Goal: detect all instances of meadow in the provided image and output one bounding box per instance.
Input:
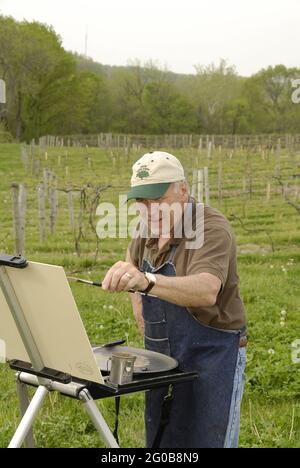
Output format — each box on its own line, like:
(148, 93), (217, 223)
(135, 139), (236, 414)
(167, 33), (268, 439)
(0, 142), (299, 448)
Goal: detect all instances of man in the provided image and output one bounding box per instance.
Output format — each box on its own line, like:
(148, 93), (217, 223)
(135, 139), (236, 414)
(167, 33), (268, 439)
(102, 151), (247, 448)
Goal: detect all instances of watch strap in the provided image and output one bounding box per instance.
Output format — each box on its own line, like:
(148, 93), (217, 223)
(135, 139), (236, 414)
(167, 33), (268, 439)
(140, 273), (156, 295)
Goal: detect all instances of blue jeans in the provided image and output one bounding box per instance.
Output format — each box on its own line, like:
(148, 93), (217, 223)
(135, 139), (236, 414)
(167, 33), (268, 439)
(224, 347), (247, 448)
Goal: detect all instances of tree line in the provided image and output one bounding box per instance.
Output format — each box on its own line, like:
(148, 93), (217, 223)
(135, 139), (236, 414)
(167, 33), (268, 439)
(1, 15), (300, 142)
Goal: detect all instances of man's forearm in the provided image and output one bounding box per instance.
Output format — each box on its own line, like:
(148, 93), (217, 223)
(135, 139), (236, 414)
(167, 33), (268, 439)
(102, 260), (221, 308)
(149, 274), (217, 308)
(130, 291), (144, 336)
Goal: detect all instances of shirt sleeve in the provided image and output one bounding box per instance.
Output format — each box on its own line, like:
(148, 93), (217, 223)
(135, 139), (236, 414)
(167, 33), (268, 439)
(186, 226), (232, 291)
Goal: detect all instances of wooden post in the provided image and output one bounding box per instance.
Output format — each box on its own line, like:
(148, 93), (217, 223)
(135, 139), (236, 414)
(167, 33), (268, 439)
(204, 166), (210, 206)
(49, 177), (58, 234)
(30, 147), (35, 176)
(67, 190), (75, 231)
(218, 163), (222, 209)
(37, 183), (46, 242)
(11, 184), (27, 255)
(20, 145), (29, 172)
(207, 141), (212, 160)
(198, 137), (203, 153)
(30, 139), (35, 157)
(197, 169), (204, 203)
(276, 138), (281, 157)
(191, 169), (197, 198)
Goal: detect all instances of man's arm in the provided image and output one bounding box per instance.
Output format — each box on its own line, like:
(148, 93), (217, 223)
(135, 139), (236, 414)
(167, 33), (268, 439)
(125, 249), (144, 336)
(148, 272), (221, 307)
(102, 260), (221, 308)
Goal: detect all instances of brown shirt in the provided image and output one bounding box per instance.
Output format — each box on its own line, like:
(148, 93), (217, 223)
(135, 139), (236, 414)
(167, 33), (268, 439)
(128, 203), (247, 331)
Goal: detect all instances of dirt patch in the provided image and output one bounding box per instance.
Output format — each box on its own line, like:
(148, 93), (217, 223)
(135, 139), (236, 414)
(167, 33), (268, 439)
(237, 243), (273, 254)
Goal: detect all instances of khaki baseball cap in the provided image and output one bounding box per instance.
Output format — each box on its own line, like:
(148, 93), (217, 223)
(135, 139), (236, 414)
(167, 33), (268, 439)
(127, 151), (185, 200)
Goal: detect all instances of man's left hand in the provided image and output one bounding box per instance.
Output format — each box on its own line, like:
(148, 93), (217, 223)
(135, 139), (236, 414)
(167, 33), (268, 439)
(102, 261), (149, 293)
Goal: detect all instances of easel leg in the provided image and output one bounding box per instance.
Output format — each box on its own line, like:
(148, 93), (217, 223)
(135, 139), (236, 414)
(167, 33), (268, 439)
(79, 389), (119, 448)
(8, 386), (49, 448)
(16, 376), (36, 448)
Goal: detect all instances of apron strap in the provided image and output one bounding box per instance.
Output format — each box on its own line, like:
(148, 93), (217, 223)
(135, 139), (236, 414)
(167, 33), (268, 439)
(167, 245), (178, 264)
(113, 386), (174, 448)
(152, 385), (174, 448)
(113, 396), (121, 444)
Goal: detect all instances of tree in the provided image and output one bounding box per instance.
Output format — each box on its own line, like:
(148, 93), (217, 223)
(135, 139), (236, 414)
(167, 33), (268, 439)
(110, 60), (166, 133)
(191, 59), (244, 134)
(45, 70), (111, 135)
(224, 98), (251, 134)
(243, 65), (300, 133)
(0, 16), (77, 140)
(143, 80), (196, 133)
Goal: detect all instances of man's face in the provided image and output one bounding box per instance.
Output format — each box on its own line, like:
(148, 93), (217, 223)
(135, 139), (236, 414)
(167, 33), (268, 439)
(136, 181), (188, 237)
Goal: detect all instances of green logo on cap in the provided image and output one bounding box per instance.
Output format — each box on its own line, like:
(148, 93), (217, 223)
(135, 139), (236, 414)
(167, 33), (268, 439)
(136, 165), (150, 179)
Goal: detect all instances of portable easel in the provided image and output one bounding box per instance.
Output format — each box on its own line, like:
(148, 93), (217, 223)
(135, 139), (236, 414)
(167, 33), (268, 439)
(0, 254), (196, 448)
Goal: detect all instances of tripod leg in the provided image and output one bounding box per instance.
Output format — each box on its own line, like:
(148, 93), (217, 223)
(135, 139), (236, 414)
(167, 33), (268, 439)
(79, 389), (119, 448)
(8, 386), (49, 448)
(16, 377), (36, 448)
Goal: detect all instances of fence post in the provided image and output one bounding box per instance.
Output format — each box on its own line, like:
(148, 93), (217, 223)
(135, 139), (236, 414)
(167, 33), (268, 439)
(20, 145), (29, 172)
(197, 169), (204, 203)
(67, 190), (75, 231)
(217, 163), (222, 209)
(11, 184), (27, 255)
(207, 141), (212, 160)
(37, 183), (46, 242)
(49, 176), (58, 234)
(204, 166), (210, 206)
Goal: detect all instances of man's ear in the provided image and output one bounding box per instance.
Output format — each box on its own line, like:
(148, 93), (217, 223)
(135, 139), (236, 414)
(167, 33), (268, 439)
(181, 181), (189, 197)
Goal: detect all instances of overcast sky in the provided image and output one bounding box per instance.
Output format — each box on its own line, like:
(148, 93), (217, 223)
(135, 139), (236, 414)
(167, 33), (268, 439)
(0, 0), (298, 76)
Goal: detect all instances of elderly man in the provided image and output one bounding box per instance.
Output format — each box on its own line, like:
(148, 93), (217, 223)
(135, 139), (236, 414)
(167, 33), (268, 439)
(102, 151), (247, 448)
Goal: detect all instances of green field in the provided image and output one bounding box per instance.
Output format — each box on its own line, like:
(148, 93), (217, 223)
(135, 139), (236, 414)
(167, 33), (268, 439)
(0, 142), (299, 448)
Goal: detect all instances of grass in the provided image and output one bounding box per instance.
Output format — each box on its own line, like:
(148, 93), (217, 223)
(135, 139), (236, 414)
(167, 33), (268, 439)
(0, 142), (299, 448)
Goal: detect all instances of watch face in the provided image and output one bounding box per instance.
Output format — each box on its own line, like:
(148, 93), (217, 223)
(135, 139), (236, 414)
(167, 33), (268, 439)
(146, 273), (156, 284)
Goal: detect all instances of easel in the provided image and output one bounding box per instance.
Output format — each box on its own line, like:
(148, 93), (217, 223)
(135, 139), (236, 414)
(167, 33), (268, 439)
(0, 255), (196, 448)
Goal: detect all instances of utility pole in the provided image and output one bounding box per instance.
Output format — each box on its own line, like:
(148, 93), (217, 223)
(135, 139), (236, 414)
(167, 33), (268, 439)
(0, 79), (6, 104)
(84, 26), (88, 57)
(0, 79), (6, 121)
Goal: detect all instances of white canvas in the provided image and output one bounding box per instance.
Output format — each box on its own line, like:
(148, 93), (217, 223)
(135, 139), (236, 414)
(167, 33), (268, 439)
(0, 262), (103, 384)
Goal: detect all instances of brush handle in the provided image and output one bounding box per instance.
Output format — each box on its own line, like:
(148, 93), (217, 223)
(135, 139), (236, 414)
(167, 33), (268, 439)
(68, 276), (156, 297)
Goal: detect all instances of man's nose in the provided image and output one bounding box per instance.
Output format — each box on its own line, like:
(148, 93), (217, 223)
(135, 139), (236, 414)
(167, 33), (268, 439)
(149, 201), (162, 216)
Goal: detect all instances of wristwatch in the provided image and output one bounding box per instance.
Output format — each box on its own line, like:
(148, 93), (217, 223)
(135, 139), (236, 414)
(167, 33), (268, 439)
(140, 272), (157, 295)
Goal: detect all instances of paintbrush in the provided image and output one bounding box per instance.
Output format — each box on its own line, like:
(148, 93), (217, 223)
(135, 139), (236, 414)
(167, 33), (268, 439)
(67, 276), (156, 297)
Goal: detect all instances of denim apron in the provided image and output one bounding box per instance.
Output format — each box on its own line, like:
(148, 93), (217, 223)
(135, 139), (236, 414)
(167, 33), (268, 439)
(142, 245), (242, 448)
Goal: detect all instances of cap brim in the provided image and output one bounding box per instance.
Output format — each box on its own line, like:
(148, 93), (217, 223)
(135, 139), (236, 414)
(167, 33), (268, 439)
(127, 183), (171, 201)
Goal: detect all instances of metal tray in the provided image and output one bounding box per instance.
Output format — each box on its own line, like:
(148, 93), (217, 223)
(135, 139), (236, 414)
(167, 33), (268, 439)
(93, 345), (178, 374)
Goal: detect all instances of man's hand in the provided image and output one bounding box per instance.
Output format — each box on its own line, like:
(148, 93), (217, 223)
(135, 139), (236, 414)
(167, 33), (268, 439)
(102, 261), (149, 293)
